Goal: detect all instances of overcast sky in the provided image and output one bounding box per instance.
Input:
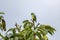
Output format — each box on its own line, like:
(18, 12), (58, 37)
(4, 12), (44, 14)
(0, 0), (60, 40)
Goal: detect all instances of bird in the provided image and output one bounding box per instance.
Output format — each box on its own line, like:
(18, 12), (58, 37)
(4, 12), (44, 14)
(31, 13), (36, 22)
(2, 19), (6, 31)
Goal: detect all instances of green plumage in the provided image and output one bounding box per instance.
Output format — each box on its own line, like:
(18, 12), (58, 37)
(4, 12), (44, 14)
(31, 13), (36, 22)
(2, 19), (6, 31)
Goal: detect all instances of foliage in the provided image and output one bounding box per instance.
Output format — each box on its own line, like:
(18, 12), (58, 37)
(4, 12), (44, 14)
(0, 12), (56, 40)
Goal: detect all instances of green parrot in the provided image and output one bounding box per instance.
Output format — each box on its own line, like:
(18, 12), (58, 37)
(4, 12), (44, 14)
(2, 19), (6, 31)
(31, 13), (36, 22)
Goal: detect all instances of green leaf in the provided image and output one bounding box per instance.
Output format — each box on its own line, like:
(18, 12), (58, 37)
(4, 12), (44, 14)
(10, 34), (15, 38)
(23, 20), (29, 23)
(6, 28), (16, 34)
(45, 25), (56, 35)
(4, 36), (9, 40)
(38, 25), (48, 35)
(36, 32), (43, 40)
(23, 20), (33, 29)
(0, 12), (4, 14)
(43, 35), (48, 40)
(0, 33), (4, 38)
(38, 25), (56, 36)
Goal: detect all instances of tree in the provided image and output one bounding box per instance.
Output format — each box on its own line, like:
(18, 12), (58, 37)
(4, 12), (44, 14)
(0, 12), (56, 40)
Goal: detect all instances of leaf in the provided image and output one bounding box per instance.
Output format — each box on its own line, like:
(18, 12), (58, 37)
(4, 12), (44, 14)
(15, 23), (21, 32)
(43, 35), (48, 40)
(45, 25), (56, 31)
(6, 28), (16, 34)
(23, 20), (33, 29)
(36, 32), (43, 40)
(26, 31), (32, 40)
(0, 12), (4, 14)
(38, 25), (56, 36)
(38, 25), (48, 35)
(4, 36), (9, 40)
(45, 25), (56, 35)
(10, 34), (15, 38)
(0, 33), (4, 38)
(23, 20), (29, 23)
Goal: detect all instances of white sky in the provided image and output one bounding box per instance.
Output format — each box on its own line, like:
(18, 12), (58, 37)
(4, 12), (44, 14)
(0, 0), (60, 40)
